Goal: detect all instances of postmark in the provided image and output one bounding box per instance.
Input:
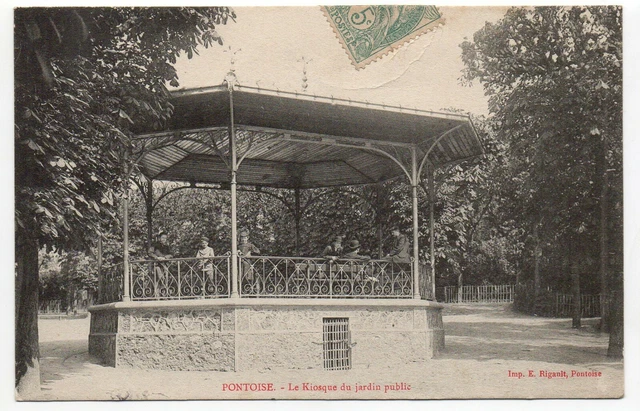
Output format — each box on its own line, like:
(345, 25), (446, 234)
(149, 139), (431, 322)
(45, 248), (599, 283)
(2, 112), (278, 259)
(322, 5), (444, 70)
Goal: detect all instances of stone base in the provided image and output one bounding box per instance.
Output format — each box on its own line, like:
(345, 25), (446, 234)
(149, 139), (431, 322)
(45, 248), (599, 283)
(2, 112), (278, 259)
(88, 299), (444, 371)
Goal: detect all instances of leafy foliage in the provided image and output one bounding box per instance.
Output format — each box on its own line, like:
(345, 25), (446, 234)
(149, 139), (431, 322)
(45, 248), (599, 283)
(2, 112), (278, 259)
(39, 249), (97, 306)
(428, 114), (518, 286)
(15, 7), (236, 251)
(460, 6), (622, 293)
(15, 7), (235, 390)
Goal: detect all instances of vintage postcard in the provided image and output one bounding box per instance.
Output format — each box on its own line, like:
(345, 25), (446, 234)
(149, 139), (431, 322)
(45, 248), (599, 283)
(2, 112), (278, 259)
(12, 3), (631, 405)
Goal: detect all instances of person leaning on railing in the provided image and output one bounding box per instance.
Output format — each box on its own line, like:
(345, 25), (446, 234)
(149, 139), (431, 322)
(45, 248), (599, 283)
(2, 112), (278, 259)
(195, 236), (215, 279)
(148, 231), (173, 260)
(148, 232), (173, 284)
(341, 239), (371, 261)
(383, 227), (411, 264)
(238, 229), (260, 292)
(341, 240), (376, 284)
(238, 229), (260, 257)
(322, 234), (344, 261)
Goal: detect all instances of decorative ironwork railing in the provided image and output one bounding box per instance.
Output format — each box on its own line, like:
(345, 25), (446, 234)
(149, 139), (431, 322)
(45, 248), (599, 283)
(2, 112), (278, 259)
(100, 263), (124, 304)
(96, 256), (437, 302)
(238, 256), (413, 298)
(129, 256), (230, 300)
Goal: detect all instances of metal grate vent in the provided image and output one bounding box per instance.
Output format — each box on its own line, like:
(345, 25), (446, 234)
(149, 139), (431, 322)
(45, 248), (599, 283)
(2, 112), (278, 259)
(322, 317), (351, 370)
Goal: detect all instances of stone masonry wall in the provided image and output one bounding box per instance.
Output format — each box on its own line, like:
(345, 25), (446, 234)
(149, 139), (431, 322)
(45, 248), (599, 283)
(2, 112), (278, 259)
(427, 308), (445, 354)
(115, 308), (235, 371)
(88, 310), (119, 366)
(117, 333), (234, 371)
(235, 305), (444, 371)
(89, 302), (444, 372)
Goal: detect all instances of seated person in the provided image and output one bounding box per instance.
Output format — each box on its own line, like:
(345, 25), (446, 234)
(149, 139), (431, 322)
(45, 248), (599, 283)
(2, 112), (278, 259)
(384, 227), (411, 264)
(322, 235), (344, 260)
(341, 239), (371, 261)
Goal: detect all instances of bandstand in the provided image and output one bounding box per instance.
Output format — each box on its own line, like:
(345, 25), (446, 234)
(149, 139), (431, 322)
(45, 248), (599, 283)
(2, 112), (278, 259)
(88, 75), (483, 371)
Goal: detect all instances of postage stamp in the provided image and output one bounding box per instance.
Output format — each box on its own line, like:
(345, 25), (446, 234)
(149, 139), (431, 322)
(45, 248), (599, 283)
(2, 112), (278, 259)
(322, 5), (444, 69)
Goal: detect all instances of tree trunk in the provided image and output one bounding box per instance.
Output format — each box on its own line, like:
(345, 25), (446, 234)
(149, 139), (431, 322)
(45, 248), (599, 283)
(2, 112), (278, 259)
(599, 168), (609, 331)
(145, 182), (153, 250)
(570, 243), (581, 329)
(595, 132), (610, 332)
(15, 227), (41, 398)
(533, 223), (542, 314)
(456, 257), (464, 303)
(607, 281), (623, 358)
(606, 168), (623, 358)
(377, 220), (383, 259)
(294, 188), (301, 256)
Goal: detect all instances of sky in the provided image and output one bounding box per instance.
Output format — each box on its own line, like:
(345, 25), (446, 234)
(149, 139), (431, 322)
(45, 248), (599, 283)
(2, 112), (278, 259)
(172, 6), (509, 116)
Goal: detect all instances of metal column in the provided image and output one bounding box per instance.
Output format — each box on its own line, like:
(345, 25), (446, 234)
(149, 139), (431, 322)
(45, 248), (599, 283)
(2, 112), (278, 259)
(122, 151), (131, 302)
(428, 164), (436, 300)
(97, 234), (103, 303)
(411, 148), (420, 299)
(294, 188), (301, 255)
(228, 82), (239, 298)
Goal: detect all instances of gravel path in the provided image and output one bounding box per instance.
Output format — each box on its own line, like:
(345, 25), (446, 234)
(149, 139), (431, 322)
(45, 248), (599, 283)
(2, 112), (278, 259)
(30, 304), (623, 400)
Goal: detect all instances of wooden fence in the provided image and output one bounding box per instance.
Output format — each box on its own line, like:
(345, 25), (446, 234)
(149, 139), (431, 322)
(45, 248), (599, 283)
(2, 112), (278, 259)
(438, 285), (515, 303)
(39, 299), (63, 314)
(39, 291), (94, 315)
(513, 284), (602, 318)
(554, 294), (601, 318)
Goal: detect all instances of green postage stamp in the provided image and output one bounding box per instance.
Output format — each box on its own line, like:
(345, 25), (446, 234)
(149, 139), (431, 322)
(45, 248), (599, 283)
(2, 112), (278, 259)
(322, 5), (443, 69)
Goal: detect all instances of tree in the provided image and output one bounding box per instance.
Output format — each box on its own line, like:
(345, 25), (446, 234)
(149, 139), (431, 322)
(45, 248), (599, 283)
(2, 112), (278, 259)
(39, 250), (98, 312)
(14, 7), (235, 395)
(460, 7), (622, 352)
(427, 115), (516, 297)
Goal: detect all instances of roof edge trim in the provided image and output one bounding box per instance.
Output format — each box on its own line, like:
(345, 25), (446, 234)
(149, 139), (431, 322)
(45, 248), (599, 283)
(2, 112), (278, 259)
(169, 83), (471, 123)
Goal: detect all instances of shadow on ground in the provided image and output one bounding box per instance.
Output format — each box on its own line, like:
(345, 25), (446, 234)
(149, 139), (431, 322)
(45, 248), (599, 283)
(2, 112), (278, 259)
(437, 303), (620, 367)
(39, 339), (105, 391)
(38, 316), (107, 393)
(31, 304), (623, 400)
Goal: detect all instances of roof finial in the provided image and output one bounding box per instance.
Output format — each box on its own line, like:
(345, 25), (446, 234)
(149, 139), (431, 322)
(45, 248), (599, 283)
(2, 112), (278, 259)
(223, 46), (241, 90)
(224, 46), (242, 72)
(298, 56), (312, 92)
(224, 71), (238, 90)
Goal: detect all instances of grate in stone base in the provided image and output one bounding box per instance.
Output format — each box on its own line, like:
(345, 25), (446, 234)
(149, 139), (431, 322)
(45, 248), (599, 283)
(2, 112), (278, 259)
(322, 317), (351, 370)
